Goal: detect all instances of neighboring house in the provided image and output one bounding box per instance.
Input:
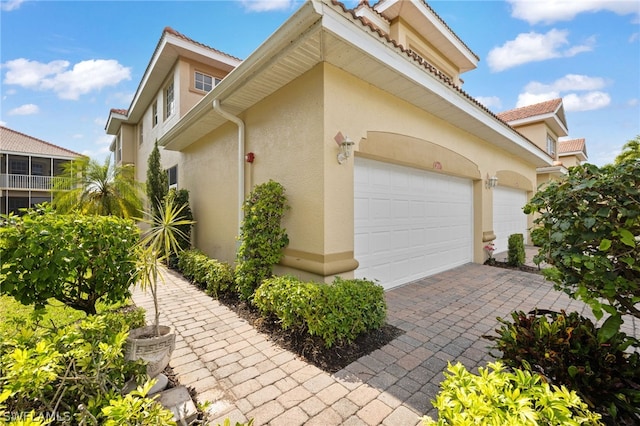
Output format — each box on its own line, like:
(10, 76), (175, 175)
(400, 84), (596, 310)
(559, 138), (588, 168)
(107, 0), (557, 290)
(0, 126), (83, 215)
(497, 98), (589, 187)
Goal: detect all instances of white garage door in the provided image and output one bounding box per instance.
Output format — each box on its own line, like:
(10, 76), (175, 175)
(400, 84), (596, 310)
(354, 158), (473, 290)
(492, 186), (528, 254)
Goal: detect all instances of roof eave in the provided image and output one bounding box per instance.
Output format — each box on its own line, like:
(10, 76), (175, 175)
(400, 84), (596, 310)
(160, 0), (552, 168)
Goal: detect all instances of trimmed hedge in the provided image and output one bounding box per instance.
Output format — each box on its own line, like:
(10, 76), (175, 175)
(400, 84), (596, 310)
(254, 275), (387, 348)
(507, 233), (525, 266)
(177, 249), (234, 297)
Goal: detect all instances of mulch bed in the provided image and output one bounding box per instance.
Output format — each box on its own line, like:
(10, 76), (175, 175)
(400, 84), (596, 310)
(218, 294), (404, 374)
(485, 260), (543, 274)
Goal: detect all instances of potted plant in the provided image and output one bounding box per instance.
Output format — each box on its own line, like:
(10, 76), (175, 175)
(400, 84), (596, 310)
(125, 194), (195, 379)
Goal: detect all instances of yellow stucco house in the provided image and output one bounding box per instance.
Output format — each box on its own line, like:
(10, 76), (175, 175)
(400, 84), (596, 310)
(497, 98), (588, 188)
(107, 0), (561, 290)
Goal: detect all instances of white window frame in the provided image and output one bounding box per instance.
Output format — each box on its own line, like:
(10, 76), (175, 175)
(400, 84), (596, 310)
(165, 82), (175, 118)
(152, 101), (158, 127)
(167, 165), (177, 189)
(195, 71), (213, 92)
(547, 134), (556, 157)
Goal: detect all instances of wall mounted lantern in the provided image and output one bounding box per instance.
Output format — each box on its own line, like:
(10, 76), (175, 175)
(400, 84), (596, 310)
(335, 131), (354, 164)
(485, 173), (498, 189)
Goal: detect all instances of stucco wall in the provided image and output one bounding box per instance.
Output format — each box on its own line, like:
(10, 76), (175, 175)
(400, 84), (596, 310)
(178, 64), (325, 268)
(321, 63), (537, 264)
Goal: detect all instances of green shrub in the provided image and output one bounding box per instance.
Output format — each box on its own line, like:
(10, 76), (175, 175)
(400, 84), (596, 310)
(177, 249), (234, 297)
(165, 188), (193, 269)
(0, 312), (148, 423)
(0, 206), (138, 315)
(487, 310), (640, 423)
(507, 233), (525, 266)
(530, 227), (546, 247)
(524, 161), (640, 330)
(254, 276), (386, 347)
(422, 361), (602, 425)
(101, 380), (175, 425)
(235, 181), (289, 301)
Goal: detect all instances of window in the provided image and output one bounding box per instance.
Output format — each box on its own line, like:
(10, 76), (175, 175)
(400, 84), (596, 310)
(117, 135), (122, 163)
(9, 158), (28, 175)
(195, 71), (213, 92)
(167, 165), (177, 188)
(152, 101), (158, 127)
(165, 82), (175, 118)
(32, 163), (44, 176)
(547, 135), (556, 157)
(138, 122), (144, 146)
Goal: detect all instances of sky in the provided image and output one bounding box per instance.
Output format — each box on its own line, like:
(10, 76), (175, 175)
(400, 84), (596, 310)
(1, 0), (639, 166)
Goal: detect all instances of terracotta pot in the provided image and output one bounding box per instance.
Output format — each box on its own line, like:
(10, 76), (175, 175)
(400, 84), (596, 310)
(125, 325), (176, 378)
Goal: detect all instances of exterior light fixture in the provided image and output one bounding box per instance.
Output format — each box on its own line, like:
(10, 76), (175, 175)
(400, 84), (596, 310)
(485, 173), (498, 189)
(335, 132), (354, 165)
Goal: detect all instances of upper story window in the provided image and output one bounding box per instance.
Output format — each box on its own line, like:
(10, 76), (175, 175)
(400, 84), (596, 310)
(167, 165), (177, 188)
(195, 71), (213, 92)
(9, 158), (28, 175)
(165, 82), (175, 118)
(547, 134), (556, 157)
(194, 71), (221, 92)
(152, 101), (158, 127)
(138, 122), (144, 146)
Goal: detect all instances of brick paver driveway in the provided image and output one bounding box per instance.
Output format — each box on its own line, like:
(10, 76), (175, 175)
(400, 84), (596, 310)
(132, 263), (638, 425)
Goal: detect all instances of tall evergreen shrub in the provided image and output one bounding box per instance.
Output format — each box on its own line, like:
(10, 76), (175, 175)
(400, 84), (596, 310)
(146, 141), (167, 218)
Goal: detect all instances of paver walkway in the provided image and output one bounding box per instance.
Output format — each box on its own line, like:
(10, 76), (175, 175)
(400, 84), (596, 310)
(132, 261), (638, 425)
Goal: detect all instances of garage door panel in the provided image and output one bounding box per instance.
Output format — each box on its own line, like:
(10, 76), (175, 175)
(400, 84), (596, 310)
(493, 187), (528, 254)
(355, 158), (473, 289)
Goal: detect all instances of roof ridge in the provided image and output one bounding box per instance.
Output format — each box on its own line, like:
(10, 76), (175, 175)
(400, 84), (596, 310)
(0, 126), (84, 157)
(163, 26), (243, 62)
(497, 98), (562, 117)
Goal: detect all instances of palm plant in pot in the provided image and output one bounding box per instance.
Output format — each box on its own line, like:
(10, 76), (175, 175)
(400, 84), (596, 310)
(125, 193), (195, 380)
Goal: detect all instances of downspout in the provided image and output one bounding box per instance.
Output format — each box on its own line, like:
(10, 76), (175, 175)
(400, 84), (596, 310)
(212, 99), (245, 241)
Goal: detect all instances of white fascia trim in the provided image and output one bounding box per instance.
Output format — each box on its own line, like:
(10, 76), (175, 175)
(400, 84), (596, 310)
(508, 113), (569, 136)
(374, 0), (478, 66)
(166, 34), (243, 68)
(319, 2), (551, 165)
(560, 151), (588, 161)
(537, 165), (567, 174)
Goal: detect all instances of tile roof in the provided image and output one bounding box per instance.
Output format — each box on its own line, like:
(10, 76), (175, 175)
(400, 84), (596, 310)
(0, 126), (83, 158)
(496, 98), (563, 122)
(559, 138), (586, 154)
(110, 108), (128, 115)
(163, 26), (243, 62)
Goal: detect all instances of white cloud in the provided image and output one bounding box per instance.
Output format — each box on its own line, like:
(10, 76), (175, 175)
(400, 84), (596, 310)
(630, 32), (639, 43)
(507, 0), (640, 25)
(8, 103), (39, 115)
(475, 96), (502, 109)
(524, 74), (607, 93)
(94, 117), (106, 127)
(628, 98), (639, 107)
(563, 92), (611, 111)
(1, 0), (26, 12)
(238, 0), (296, 12)
(0, 120), (7, 127)
(72, 134), (84, 139)
(516, 74), (611, 111)
(516, 91), (559, 107)
(487, 29), (594, 72)
(3, 58), (131, 100)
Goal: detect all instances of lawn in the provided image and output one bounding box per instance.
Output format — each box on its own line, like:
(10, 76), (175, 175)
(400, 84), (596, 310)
(0, 294), (130, 336)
